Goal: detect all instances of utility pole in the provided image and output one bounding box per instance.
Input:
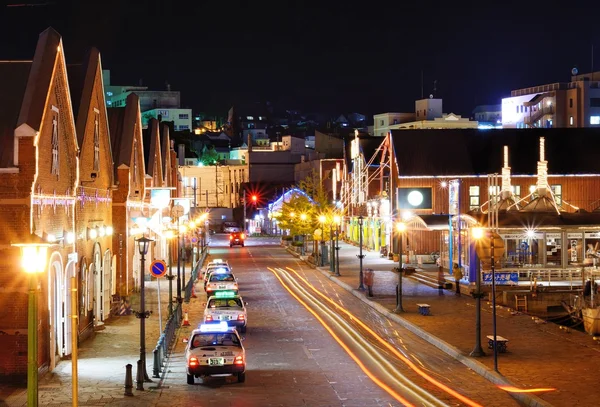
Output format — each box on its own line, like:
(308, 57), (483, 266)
(243, 189), (247, 233)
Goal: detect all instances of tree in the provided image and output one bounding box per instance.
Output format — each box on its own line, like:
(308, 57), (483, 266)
(200, 146), (219, 166)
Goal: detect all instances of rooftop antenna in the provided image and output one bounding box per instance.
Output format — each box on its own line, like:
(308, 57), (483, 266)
(433, 79), (437, 98)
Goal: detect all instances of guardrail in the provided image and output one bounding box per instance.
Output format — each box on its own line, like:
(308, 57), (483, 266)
(184, 246), (208, 302)
(152, 304), (182, 378)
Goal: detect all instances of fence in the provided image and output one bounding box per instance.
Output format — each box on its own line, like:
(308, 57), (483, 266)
(152, 303), (182, 378)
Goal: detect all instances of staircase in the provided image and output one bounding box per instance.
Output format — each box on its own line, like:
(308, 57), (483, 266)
(524, 105), (554, 127)
(407, 269), (453, 290)
(515, 294), (528, 312)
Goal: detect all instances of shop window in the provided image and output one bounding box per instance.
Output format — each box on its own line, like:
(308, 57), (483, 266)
(504, 232), (542, 267)
(551, 184), (562, 206)
(469, 186), (480, 211)
(529, 185), (538, 201)
(546, 233), (562, 266)
(584, 233), (600, 266)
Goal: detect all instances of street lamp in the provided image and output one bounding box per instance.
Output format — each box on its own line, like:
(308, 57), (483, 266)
(180, 224), (188, 301)
(470, 227), (486, 358)
(394, 221), (407, 313)
(300, 213), (307, 255)
(357, 216), (365, 290)
(333, 215), (341, 276)
(134, 236), (154, 389)
(164, 230), (176, 317)
(12, 238), (50, 407)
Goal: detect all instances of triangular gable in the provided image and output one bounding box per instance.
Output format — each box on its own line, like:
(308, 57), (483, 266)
(70, 48), (114, 188)
(17, 27), (79, 193)
(145, 118), (163, 187)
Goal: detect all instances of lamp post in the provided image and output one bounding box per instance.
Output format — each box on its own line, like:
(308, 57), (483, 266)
(333, 215), (341, 276)
(300, 213), (307, 256)
(180, 224), (187, 301)
(12, 239), (50, 407)
(357, 216), (365, 290)
(329, 219), (335, 272)
(134, 236), (154, 388)
(394, 221), (406, 313)
(470, 227), (486, 357)
(164, 230), (175, 317)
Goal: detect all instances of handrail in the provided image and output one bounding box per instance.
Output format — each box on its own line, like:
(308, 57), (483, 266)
(524, 105), (554, 125)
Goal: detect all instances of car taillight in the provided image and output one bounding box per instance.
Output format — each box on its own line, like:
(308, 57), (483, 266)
(206, 287), (213, 292)
(189, 356), (199, 367)
(234, 355), (244, 365)
(240, 233), (245, 239)
(229, 235), (233, 240)
(206, 315), (213, 321)
(237, 314), (245, 321)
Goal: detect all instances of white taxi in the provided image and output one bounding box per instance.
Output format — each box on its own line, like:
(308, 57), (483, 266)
(205, 272), (238, 297)
(203, 264), (232, 287)
(185, 322), (246, 384)
(204, 291), (247, 333)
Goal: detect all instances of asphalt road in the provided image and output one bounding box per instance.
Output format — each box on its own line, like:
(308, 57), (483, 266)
(160, 235), (518, 407)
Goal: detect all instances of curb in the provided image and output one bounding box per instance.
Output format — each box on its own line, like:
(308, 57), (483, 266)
(314, 266), (553, 407)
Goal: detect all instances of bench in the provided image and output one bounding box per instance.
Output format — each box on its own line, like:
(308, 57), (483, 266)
(487, 335), (509, 353)
(416, 304), (431, 316)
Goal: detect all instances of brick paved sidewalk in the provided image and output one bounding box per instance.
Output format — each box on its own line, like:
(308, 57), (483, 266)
(309, 239), (600, 407)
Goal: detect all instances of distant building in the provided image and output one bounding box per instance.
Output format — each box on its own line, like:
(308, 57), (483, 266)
(102, 70), (181, 111)
(228, 102), (269, 145)
(141, 108), (192, 131)
(501, 71), (600, 128)
(472, 104), (502, 128)
(373, 98), (478, 136)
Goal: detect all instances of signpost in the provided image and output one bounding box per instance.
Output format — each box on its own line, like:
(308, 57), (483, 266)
(150, 260), (167, 332)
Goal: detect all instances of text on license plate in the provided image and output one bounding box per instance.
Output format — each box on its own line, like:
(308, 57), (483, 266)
(209, 357), (224, 366)
(218, 285), (227, 289)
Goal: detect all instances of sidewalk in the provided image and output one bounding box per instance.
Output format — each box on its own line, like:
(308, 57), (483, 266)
(0, 269), (186, 406)
(301, 239), (600, 407)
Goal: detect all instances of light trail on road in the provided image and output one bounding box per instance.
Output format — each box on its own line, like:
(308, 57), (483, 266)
(270, 265), (485, 407)
(270, 266), (456, 407)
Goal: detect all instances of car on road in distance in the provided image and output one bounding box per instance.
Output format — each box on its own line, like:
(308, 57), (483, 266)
(205, 272), (239, 296)
(185, 322), (246, 384)
(203, 291), (248, 333)
(229, 232), (245, 247)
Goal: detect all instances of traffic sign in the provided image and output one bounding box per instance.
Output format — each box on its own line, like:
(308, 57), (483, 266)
(150, 260), (168, 278)
(474, 231), (505, 264)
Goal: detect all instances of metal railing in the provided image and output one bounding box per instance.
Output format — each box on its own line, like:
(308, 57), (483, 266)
(524, 105), (554, 125)
(152, 304), (182, 378)
(184, 246), (208, 302)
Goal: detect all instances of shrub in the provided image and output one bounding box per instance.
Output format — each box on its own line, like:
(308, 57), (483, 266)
(291, 241), (304, 247)
(282, 235), (293, 241)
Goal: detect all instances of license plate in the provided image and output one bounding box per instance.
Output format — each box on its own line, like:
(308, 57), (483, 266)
(218, 285), (227, 289)
(209, 358), (224, 366)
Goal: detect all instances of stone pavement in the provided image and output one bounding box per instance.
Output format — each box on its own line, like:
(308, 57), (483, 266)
(303, 239), (600, 407)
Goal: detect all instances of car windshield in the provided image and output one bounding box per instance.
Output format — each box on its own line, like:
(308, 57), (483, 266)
(210, 273), (235, 282)
(191, 333), (241, 348)
(208, 298), (242, 308)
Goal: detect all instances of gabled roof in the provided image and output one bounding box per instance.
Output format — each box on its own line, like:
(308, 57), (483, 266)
(391, 128), (600, 176)
(108, 93), (141, 179)
(143, 118), (161, 179)
(0, 61), (32, 167)
(18, 28), (64, 132)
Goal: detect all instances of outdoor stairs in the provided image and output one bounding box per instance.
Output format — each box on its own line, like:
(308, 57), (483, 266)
(407, 269), (453, 290)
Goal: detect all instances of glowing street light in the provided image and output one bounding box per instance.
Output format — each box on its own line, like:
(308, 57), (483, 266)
(12, 238), (51, 407)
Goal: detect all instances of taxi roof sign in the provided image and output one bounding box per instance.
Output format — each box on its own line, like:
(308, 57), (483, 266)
(214, 291), (237, 298)
(199, 321), (229, 332)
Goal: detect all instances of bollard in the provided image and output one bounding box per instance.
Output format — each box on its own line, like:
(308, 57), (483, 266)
(136, 359), (144, 391)
(124, 364), (134, 396)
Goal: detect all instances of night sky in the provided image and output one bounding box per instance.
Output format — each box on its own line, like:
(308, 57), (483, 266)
(2, 1), (599, 119)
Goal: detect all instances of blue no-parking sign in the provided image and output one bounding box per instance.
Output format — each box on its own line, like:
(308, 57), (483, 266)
(150, 260), (167, 278)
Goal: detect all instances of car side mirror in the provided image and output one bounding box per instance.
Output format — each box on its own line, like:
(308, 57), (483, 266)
(202, 302), (207, 306)
(182, 338), (189, 343)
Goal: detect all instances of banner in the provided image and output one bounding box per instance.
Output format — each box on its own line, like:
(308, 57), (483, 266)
(482, 272), (519, 285)
(448, 179), (460, 215)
